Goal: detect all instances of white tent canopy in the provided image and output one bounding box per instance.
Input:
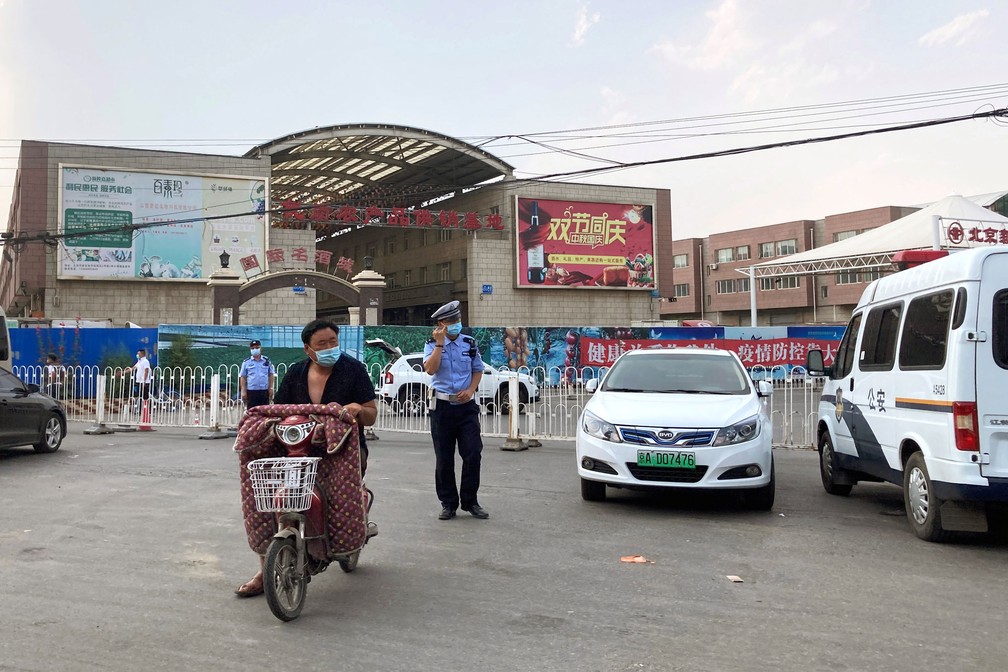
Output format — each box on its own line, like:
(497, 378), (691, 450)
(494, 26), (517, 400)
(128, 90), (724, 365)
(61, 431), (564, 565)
(748, 195), (1008, 278)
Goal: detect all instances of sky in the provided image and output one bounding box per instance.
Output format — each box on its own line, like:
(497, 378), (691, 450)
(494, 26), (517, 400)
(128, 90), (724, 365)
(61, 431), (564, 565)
(2, 0), (1007, 239)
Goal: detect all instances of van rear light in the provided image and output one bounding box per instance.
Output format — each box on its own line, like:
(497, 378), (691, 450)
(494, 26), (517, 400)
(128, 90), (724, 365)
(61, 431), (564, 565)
(953, 402), (979, 451)
(384, 371), (393, 384)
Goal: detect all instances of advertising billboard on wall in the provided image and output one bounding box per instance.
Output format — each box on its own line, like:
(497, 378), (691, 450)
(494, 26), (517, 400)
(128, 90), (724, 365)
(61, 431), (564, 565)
(58, 165), (268, 281)
(515, 197), (656, 290)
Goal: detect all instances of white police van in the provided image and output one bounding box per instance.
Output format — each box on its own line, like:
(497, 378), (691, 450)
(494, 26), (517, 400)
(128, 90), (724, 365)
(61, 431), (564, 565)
(807, 247), (1008, 541)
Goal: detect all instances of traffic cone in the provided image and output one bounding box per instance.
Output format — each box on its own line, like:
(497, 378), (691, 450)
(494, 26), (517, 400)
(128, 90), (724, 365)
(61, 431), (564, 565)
(138, 399), (153, 431)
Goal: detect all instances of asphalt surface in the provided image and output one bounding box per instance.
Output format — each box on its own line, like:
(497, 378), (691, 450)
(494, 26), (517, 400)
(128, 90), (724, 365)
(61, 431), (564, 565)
(1, 423), (1006, 672)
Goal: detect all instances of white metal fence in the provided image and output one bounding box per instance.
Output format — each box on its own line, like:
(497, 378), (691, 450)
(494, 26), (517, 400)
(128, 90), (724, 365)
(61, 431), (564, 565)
(15, 363), (822, 447)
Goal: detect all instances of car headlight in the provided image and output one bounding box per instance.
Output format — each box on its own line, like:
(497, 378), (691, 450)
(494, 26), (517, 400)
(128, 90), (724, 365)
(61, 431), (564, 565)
(713, 414), (760, 446)
(582, 410), (622, 443)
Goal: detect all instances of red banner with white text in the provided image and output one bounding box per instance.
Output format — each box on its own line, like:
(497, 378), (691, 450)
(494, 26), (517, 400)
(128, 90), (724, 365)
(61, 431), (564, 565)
(579, 337), (838, 369)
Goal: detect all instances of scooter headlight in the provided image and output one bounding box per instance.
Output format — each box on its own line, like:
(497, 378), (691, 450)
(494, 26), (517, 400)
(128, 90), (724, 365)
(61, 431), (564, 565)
(275, 421), (316, 446)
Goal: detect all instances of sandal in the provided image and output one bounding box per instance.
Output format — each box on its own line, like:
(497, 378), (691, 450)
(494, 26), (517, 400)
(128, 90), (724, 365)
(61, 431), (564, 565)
(234, 572), (264, 598)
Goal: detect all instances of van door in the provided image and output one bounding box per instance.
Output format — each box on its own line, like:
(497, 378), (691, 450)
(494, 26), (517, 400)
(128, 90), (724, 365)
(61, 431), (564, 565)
(827, 313), (862, 464)
(978, 254), (1008, 478)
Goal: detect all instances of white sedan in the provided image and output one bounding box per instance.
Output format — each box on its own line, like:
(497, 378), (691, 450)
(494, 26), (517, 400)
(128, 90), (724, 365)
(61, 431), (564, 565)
(576, 348), (775, 509)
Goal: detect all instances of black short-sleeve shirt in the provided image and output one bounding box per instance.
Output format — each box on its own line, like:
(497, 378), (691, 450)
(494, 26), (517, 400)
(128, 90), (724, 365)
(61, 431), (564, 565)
(274, 357), (377, 451)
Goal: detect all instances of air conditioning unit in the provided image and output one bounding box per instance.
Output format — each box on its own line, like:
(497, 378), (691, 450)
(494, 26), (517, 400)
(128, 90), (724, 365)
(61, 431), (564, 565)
(708, 263), (719, 271)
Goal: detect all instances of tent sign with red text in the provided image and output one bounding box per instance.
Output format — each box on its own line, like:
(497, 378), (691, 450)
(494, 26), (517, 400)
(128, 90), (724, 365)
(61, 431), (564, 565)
(579, 337), (838, 369)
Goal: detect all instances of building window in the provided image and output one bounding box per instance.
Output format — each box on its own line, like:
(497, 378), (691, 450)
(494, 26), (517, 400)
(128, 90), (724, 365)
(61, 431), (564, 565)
(673, 254), (688, 268)
(439, 229), (451, 242)
(821, 285), (828, 299)
(736, 278), (750, 293)
(366, 245), (376, 259)
(735, 246), (750, 261)
(706, 295), (712, 306)
(404, 269), (411, 286)
(836, 271), (859, 285)
(422, 230), (430, 246)
(716, 248), (734, 263)
(384, 237), (396, 255)
(716, 279), (735, 294)
(440, 262), (451, 281)
(759, 242), (774, 258)
(419, 266), (428, 285)
(403, 234), (410, 251)
(776, 239), (797, 256)
(386, 273), (395, 289)
(833, 230), (857, 243)
(760, 276), (801, 290)
(461, 258), (467, 278)
(674, 283), (690, 297)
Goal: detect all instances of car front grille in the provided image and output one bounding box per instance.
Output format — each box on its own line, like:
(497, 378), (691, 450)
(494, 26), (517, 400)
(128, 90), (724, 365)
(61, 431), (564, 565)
(626, 463), (708, 483)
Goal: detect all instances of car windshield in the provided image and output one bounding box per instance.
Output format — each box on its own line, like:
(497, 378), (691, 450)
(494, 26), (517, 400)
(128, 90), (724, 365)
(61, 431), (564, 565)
(601, 352), (750, 394)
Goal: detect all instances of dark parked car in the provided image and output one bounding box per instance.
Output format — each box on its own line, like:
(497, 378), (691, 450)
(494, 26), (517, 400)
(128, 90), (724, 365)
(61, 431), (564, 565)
(0, 367), (66, 453)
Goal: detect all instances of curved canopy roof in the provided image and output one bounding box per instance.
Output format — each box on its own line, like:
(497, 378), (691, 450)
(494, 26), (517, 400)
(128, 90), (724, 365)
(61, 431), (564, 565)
(748, 195), (1008, 278)
(245, 124), (513, 209)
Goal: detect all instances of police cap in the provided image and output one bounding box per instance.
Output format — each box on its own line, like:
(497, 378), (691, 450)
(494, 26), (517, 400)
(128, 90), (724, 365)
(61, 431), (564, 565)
(249, 339), (261, 347)
(431, 300), (461, 322)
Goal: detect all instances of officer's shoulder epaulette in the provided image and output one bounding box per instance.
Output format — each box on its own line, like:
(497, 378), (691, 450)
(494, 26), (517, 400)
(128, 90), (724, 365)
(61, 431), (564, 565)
(461, 335), (475, 344)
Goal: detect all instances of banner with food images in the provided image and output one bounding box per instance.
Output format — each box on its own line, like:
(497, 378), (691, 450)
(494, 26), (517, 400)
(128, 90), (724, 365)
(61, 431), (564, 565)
(515, 197), (656, 289)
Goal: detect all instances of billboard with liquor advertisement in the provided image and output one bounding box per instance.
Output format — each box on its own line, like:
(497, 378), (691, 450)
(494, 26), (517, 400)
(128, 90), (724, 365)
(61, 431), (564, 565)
(515, 197), (656, 290)
(58, 165), (268, 281)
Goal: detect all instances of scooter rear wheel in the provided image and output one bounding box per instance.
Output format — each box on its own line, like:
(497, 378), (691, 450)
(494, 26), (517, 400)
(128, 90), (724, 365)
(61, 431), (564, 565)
(264, 537), (307, 621)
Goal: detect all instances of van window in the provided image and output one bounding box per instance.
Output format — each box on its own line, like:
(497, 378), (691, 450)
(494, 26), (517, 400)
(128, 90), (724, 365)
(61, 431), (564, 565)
(859, 303), (901, 371)
(833, 313), (862, 379)
(993, 290), (1008, 369)
(899, 290), (954, 370)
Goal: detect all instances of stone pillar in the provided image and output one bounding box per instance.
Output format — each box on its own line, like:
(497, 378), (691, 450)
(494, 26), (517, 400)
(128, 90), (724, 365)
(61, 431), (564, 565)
(207, 268), (243, 325)
(347, 307), (360, 326)
(352, 269), (386, 326)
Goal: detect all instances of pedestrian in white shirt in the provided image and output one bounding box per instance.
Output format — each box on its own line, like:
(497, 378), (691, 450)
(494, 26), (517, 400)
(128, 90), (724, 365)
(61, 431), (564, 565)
(128, 348), (152, 401)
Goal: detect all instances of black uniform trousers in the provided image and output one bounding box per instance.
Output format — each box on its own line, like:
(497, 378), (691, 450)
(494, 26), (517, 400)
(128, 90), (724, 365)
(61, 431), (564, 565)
(245, 389), (270, 409)
(430, 399), (483, 510)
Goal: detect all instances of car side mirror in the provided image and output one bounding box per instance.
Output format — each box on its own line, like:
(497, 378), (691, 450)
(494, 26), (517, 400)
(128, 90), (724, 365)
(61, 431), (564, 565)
(585, 378), (598, 393)
(757, 381), (773, 397)
(806, 349), (829, 377)
(26, 383), (40, 394)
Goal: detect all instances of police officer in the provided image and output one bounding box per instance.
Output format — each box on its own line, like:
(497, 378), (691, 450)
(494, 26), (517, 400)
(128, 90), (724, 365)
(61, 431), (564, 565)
(239, 339), (275, 409)
(423, 300), (489, 520)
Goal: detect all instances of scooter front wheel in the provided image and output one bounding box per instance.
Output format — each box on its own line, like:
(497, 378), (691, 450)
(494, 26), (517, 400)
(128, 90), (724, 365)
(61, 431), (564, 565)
(338, 550), (360, 573)
(264, 537), (307, 621)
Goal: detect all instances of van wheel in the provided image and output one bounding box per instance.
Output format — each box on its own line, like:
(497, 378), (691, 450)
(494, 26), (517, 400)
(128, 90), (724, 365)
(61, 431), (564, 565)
(496, 384), (529, 415)
(580, 478), (606, 502)
(741, 460), (775, 511)
(397, 385), (427, 416)
(904, 452), (949, 542)
(819, 433), (852, 496)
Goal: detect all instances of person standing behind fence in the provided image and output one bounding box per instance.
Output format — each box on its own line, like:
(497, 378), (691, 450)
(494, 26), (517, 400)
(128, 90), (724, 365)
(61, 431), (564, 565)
(45, 353), (64, 399)
(239, 339), (275, 409)
(128, 348), (152, 400)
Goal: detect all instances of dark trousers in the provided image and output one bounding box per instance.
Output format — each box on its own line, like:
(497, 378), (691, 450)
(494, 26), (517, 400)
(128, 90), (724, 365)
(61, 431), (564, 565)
(430, 400), (483, 510)
(246, 389), (270, 409)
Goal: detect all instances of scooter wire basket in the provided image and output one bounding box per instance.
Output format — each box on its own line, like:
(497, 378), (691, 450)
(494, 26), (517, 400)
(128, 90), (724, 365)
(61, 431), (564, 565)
(247, 456), (321, 512)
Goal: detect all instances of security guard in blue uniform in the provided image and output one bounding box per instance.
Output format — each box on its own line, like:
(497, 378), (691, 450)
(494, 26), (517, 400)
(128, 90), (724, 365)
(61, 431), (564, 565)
(423, 300), (489, 520)
(239, 339), (275, 409)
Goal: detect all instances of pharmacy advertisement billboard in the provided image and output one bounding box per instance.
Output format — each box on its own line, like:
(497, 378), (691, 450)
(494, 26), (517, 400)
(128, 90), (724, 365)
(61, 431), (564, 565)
(58, 165), (268, 281)
(514, 197), (656, 290)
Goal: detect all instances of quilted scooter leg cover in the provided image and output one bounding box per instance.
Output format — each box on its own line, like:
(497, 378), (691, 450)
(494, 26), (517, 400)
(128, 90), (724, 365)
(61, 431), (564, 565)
(237, 409), (368, 557)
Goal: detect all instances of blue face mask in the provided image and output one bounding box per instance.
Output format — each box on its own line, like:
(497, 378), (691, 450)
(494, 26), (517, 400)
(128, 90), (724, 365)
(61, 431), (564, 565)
(250, 348), (261, 356)
(446, 323), (463, 337)
(312, 346), (342, 367)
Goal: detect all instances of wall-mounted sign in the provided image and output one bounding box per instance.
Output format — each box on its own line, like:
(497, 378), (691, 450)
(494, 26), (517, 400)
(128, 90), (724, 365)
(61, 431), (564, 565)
(482, 284), (493, 295)
(292, 285), (306, 294)
(58, 165), (268, 282)
(515, 197), (656, 290)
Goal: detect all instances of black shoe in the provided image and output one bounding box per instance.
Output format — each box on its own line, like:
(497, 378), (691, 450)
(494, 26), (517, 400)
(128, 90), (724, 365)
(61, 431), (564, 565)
(438, 506), (456, 520)
(462, 503), (489, 519)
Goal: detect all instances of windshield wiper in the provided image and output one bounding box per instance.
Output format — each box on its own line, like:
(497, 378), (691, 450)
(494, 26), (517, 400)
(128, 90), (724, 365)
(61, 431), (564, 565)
(605, 387), (646, 392)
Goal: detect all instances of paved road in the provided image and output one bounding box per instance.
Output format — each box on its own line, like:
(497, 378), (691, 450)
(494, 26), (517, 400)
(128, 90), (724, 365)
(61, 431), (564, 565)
(1, 423), (1006, 672)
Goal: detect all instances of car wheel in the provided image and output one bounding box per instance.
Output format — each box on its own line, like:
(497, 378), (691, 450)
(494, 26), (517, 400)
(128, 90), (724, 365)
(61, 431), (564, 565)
(904, 452), (949, 542)
(741, 460), (775, 511)
(580, 478), (606, 502)
(33, 413), (64, 453)
(397, 385), (427, 416)
(819, 432), (853, 496)
(496, 384), (529, 415)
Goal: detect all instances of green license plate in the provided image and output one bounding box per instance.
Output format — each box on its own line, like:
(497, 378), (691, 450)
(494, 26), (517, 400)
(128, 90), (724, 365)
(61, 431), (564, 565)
(637, 450), (696, 469)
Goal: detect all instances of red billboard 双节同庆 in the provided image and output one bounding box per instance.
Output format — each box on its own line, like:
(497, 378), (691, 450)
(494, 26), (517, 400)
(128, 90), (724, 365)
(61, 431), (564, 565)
(515, 197), (655, 289)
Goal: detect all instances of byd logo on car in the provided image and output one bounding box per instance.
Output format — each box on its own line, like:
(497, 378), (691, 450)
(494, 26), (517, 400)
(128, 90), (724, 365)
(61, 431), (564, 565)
(657, 430), (675, 440)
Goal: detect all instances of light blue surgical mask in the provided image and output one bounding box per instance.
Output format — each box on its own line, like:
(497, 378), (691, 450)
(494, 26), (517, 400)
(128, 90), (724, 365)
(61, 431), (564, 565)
(312, 346), (342, 367)
(446, 323), (463, 337)
(250, 348), (261, 356)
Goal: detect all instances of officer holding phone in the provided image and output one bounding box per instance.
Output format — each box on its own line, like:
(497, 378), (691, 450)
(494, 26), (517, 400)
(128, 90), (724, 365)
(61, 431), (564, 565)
(423, 300), (489, 521)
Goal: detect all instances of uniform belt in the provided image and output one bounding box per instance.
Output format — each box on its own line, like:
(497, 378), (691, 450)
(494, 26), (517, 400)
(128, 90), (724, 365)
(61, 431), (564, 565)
(434, 391), (460, 402)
